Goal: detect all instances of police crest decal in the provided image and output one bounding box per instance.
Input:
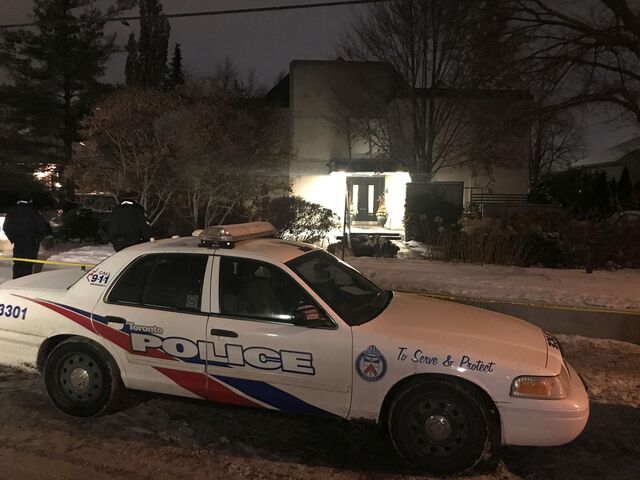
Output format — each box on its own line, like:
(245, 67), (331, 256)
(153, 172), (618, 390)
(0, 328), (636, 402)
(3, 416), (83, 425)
(355, 345), (387, 382)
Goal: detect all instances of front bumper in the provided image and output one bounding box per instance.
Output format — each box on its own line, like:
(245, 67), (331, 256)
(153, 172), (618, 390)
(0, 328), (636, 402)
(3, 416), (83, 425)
(498, 363), (589, 446)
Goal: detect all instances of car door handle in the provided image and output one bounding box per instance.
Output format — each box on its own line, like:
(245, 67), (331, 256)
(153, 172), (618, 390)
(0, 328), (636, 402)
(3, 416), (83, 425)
(105, 316), (127, 325)
(210, 329), (238, 338)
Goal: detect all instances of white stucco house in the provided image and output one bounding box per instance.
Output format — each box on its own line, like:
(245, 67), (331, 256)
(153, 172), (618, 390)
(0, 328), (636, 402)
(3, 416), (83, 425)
(267, 60), (531, 231)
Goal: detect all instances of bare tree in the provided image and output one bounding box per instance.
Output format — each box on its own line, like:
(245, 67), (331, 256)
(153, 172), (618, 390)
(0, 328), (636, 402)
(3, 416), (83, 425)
(528, 109), (583, 185)
(77, 88), (184, 225)
(337, 0), (524, 182)
(513, 0), (640, 123)
(170, 99), (290, 229)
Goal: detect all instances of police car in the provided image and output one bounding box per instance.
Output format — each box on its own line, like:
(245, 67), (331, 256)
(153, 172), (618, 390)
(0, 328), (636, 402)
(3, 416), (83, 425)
(0, 222), (589, 474)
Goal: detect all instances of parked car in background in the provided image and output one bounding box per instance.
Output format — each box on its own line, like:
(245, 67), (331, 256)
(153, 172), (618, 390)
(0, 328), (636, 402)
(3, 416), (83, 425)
(59, 193), (118, 243)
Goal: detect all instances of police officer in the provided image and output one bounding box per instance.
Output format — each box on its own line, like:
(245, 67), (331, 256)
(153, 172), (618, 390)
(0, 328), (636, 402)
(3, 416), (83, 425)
(108, 192), (152, 252)
(2, 194), (51, 279)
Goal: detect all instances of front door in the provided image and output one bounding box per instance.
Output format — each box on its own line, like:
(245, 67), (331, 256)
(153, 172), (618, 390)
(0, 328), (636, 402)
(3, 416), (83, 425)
(347, 177), (385, 222)
(92, 253), (212, 398)
(205, 255), (352, 418)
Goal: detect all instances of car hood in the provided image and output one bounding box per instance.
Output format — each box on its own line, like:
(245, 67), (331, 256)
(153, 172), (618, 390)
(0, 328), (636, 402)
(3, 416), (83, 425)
(360, 292), (550, 370)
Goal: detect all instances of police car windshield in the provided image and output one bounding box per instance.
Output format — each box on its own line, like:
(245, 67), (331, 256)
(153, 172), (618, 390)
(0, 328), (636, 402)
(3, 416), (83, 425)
(287, 250), (390, 326)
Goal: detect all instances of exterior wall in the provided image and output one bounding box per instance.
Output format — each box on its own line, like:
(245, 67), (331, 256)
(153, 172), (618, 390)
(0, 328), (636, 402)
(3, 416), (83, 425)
(291, 173), (346, 225)
(433, 165), (530, 203)
(384, 172), (411, 229)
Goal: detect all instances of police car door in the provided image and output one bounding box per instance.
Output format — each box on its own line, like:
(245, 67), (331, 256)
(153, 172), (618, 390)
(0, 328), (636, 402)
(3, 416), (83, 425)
(205, 255), (352, 418)
(93, 253), (212, 399)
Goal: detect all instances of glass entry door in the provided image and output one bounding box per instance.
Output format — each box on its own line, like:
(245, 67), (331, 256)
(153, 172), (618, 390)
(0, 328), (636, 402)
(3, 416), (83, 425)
(347, 177), (384, 222)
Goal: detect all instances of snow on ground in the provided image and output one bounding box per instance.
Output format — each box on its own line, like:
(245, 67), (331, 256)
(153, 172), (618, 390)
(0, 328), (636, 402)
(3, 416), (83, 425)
(349, 257), (640, 311)
(0, 335), (638, 479)
(44, 243), (114, 264)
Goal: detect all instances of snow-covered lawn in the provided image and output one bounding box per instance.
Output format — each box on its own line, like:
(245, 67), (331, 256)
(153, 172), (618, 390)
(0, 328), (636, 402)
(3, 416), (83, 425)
(2, 243), (640, 311)
(45, 244), (114, 264)
(349, 257), (640, 311)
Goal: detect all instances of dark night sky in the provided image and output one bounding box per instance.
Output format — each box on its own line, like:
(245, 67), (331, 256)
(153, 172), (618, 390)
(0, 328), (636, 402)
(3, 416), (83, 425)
(2, 0), (358, 85)
(1, 0), (638, 155)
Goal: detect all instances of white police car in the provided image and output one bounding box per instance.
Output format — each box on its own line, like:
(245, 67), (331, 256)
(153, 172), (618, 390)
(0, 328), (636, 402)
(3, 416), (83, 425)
(0, 222), (589, 474)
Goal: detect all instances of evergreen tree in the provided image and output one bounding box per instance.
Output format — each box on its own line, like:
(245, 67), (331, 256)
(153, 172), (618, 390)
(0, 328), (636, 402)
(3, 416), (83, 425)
(125, 0), (171, 88)
(618, 166), (633, 207)
(125, 32), (139, 86)
(169, 43), (185, 88)
(0, 0), (130, 172)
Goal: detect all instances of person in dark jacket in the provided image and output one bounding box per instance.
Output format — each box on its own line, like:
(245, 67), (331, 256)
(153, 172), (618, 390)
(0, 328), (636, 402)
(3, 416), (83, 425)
(2, 194), (51, 279)
(108, 192), (152, 252)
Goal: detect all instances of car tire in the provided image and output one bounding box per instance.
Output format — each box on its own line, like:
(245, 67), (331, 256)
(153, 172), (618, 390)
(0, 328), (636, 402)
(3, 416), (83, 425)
(388, 378), (499, 475)
(44, 337), (123, 417)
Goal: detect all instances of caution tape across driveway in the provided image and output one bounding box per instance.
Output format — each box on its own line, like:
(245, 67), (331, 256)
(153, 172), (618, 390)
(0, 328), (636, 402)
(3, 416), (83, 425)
(0, 256), (97, 269)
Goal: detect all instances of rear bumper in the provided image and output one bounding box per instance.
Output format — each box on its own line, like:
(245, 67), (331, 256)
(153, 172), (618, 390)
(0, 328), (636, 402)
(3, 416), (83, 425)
(499, 363), (589, 446)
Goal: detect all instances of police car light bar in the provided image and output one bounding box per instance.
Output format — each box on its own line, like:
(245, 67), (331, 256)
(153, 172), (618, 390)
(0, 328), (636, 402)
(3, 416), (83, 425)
(199, 222), (277, 248)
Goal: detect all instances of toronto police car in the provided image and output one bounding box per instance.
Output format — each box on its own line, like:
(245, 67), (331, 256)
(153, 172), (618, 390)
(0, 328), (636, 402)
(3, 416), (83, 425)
(0, 222), (589, 474)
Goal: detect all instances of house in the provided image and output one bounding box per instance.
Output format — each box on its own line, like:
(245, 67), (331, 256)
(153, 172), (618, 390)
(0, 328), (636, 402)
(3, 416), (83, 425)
(267, 60), (531, 231)
(574, 136), (640, 184)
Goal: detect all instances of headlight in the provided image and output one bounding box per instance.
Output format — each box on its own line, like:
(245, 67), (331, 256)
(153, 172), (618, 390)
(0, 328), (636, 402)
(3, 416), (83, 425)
(511, 366), (570, 400)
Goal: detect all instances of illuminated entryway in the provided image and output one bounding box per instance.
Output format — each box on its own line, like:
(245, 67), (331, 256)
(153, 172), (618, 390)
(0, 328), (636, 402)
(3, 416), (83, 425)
(347, 176), (384, 222)
(291, 171), (411, 232)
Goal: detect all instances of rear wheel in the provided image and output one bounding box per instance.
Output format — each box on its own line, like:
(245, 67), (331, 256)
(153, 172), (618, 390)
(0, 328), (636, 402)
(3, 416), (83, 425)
(44, 338), (122, 417)
(388, 379), (499, 475)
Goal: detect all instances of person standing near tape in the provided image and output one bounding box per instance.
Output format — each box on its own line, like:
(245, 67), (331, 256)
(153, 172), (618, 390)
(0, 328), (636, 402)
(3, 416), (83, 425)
(108, 191), (152, 252)
(2, 194), (51, 279)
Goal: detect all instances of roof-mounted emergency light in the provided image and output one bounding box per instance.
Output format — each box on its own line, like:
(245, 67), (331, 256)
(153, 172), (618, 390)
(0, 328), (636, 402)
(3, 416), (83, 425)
(198, 222), (277, 249)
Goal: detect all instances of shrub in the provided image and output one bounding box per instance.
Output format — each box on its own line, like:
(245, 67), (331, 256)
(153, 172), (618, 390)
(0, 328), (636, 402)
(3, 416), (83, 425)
(261, 196), (339, 244)
(404, 191), (463, 243)
(327, 235), (399, 258)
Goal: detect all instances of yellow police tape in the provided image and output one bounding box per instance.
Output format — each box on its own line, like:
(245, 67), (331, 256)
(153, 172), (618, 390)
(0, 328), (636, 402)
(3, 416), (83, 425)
(0, 256), (96, 269)
(409, 291), (640, 316)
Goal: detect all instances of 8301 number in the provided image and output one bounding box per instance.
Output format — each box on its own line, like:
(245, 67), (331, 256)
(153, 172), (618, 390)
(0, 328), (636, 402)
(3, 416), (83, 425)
(0, 303), (27, 320)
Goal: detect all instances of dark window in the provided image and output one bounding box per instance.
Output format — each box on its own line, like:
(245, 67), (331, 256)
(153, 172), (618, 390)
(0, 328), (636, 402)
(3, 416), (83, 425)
(108, 254), (208, 312)
(219, 257), (314, 322)
(107, 255), (156, 305)
(287, 250), (390, 326)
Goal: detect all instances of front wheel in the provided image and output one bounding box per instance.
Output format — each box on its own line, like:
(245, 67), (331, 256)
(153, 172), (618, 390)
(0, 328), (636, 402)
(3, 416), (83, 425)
(44, 338), (122, 417)
(388, 379), (499, 475)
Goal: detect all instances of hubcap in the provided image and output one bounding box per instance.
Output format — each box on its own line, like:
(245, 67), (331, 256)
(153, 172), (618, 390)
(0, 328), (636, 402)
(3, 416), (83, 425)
(58, 353), (103, 402)
(424, 414), (452, 442)
(408, 397), (468, 457)
(69, 368), (90, 391)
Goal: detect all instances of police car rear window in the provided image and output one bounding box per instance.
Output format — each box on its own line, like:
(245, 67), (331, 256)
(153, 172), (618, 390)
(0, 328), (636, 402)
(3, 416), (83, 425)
(108, 254), (207, 312)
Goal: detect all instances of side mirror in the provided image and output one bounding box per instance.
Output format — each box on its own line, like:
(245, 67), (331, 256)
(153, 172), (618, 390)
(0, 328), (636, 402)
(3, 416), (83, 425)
(292, 305), (331, 328)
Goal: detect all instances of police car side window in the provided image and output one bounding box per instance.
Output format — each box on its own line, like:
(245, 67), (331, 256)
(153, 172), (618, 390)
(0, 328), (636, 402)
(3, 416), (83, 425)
(219, 257), (313, 322)
(109, 254), (208, 312)
(108, 255), (156, 305)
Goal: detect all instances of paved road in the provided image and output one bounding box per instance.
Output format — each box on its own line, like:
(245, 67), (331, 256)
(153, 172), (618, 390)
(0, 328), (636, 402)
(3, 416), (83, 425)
(455, 298), (640, 345)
